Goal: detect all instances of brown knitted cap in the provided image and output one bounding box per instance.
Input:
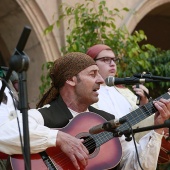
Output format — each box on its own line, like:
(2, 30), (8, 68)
(86, 44), (112, 59)
(51, 52), (96, 89)
(37, 52), (96, 108)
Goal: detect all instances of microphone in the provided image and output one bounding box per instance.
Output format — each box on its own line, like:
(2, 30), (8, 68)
(105, 76), (160, 86)
(0, 26), (31, 104)
(89, 118), (126, 134)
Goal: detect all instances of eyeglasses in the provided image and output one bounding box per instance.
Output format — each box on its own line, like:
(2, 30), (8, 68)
(94, 57), (119, 64)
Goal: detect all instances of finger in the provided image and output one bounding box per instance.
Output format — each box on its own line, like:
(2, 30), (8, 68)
(154, 101), (168, 119)
(135, 90), (143, 96)
(80, 142), (89, 155)
(133, 85), (149, 99)
(138, 84), (149, 93)
(74, 151), (88, 167)
(159, 99), (170, 117)
(154, 100), (165, 111)
(69, 154), (80, 170)
(159, 98), (170, 107)
(135, 89), (147, 98)
(61, 146), (81, 170)
(73, 139), (88, 166)
(154, 101), (164, 112)
(65, 147), (87, 170)
(77, 143), (89, 163)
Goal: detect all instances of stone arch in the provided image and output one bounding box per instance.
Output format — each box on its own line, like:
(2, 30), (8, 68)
(16, 0), (60, 61)
(123, 0), (170, 33)
(122, 0), (170, 50)
(0, 36), (10, 66)
(0, 0), (62, 107)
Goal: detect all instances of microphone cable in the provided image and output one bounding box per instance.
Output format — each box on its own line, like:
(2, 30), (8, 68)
(0, 78), (30, 170)
(125, 120), (144, 170)
(135, 84), (141, 106)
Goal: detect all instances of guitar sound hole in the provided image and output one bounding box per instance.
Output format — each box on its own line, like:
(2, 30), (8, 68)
(81, 136), (96, 154)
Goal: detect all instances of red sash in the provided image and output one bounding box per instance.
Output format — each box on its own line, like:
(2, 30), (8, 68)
(0, 152), (8, 159)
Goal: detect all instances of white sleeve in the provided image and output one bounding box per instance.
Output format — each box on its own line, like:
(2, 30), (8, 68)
(0, 83), (58, 154)
(0, 107), (58, 155)
(120, 130), (163, 170)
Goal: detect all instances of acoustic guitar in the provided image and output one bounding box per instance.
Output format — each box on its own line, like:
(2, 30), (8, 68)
(8, 92), (170, 170)
(158, 133), (170, 164)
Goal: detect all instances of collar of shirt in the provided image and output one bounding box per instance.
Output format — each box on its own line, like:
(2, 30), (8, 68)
(68, 107), (89, 118)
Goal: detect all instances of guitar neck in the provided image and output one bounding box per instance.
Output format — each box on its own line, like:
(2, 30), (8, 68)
(91, 92), (170, 147)
(118, 92), (170, 132)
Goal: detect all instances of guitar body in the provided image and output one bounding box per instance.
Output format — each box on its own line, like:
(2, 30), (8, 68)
(9, 112), (122, 170)
(8, 154), (47, 169)
(158, 135), (170, 164)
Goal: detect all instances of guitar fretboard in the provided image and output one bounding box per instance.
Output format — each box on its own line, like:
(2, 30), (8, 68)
(92, 92), (170, 147)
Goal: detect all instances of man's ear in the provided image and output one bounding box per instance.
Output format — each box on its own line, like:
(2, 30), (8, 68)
(66, 76), (76, 86)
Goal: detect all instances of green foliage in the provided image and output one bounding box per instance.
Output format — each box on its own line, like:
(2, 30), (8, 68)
(39, 61), (54, 96)
(41, 0), (170, 98)
(57, 0), (131, 54)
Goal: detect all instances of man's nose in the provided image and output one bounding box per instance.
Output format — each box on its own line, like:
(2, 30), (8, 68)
(97, 74), (104, 84)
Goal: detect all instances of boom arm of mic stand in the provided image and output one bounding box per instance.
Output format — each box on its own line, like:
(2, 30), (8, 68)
(134, 73), (170, 82)
(114, 120), (170, 139)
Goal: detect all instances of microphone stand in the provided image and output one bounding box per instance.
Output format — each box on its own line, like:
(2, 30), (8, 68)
(0, 26), (32, 170)
(134, 73), (170, 82)
(17, 52), (31, 170)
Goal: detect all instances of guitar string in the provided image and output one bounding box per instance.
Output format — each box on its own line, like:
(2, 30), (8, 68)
(48, 93), (170, 167)
(122, 93), (170, 129)
(118, 93), (169, 130)
(117, 102), (156, 132)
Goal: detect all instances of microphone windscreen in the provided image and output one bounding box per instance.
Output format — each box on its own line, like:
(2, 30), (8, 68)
(105, 76), (114, 86)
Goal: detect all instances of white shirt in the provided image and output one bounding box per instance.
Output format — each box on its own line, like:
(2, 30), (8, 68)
(0, 81), (57, 154)
(0, 82), (87, 155)
(92, 85), (163, 170)
(97, 85), (132, 118)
